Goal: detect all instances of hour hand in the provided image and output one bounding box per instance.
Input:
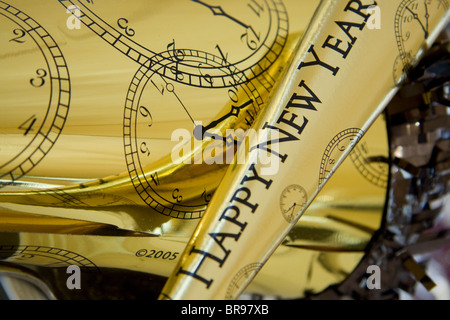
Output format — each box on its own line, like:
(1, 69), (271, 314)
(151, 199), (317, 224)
(282, 203), (296, 214)
(405, 5), (429, 38)
(191, 0), (249, 29)
(193, 99), (253, 141)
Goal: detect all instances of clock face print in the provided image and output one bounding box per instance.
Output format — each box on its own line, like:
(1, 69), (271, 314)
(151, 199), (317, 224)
(0, 244), (98, 270)
(0, 1), (312, 221)
(226, 263), (263, 299)
(319, 128), (364, 187)
(349, 119), (389, 189)
(123, 54), (265, 218)
(279, 184), (308, 223)
(394, 0), (449, 80)
(58, 0), (289, 88)
(0, 2), (70, 186)
(55, 0), (292, 218)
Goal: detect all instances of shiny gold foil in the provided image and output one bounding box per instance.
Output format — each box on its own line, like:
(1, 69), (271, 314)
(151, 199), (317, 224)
(159, 0), (449, 300)
(0, 0), (317, 234)
(0, 0), (447, 300)
(0, 113), (388, 298)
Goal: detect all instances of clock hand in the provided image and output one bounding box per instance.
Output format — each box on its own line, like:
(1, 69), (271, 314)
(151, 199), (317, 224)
(283, 203), (296, 214)
(424, 0), (430, 38)
(194, 99), (253, 140)
(192, 0), (250, 30)
(174, 91), (195, 124)
(161, 78), (195, 124)
(405, 5), (429, 38)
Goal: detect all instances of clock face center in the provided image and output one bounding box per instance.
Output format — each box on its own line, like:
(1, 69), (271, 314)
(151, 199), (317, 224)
(280, 184), (308, 223)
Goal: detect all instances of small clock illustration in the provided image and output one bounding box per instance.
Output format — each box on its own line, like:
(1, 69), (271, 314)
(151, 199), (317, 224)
(319, 128), (364, 186)
(394, 0), (449, 81)
(279, 184), (308, 223)
(349, 118), (389, 189)
(225, 262), (263, 300)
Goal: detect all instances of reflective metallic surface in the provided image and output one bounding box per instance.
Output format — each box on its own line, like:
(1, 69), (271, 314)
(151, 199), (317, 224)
(0, 0), (448, 300)
(159, 0), (449, 299)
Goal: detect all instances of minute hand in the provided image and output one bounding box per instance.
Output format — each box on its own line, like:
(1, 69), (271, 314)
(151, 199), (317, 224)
(194, 99), (253, 140)
(405, 5), (429, 38)
(191, 0), (250, 29)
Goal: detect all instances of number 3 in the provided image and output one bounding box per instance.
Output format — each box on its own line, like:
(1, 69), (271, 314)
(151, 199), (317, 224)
(30, 68), (47, 87)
